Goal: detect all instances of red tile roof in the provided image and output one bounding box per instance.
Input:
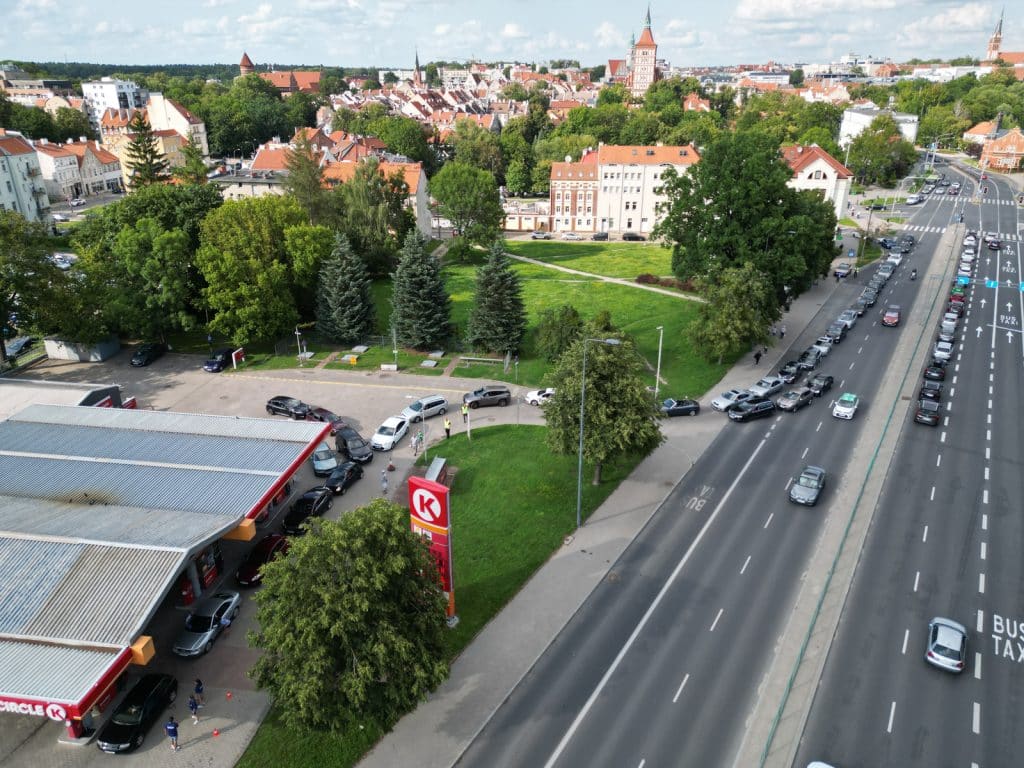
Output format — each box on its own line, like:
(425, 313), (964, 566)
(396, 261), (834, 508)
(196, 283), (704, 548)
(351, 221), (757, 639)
(0, 130), (35, 156)
(322, 160), (423, 193)
(781, 144), (852, 178)
(62, 140), (120, 166)
(635, 27), (656, 48)
(597, 144), (700, 166)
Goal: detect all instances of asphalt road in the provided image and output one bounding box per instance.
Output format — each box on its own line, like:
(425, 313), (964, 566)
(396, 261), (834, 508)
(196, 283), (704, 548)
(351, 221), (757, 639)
(795, 169), (1024, 767)
(457, 178), (955, 766)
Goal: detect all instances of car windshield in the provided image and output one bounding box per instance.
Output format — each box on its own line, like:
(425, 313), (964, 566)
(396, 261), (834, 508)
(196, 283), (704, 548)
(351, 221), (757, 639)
(313, 450), (333, 461)
(408, 402), (423, 412)
(799, 474), (820, 488)
(345, 437), (365, 450)
(839, 395), (856, 406)
(921, 400), (940, 412)
(378, 426), (395, 436)
(186, 614), (215, 632)
(111, 704), (145, 726)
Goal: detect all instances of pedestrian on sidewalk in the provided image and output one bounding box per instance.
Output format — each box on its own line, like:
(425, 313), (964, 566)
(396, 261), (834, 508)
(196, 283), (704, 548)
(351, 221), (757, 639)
(460, 403), (469, 424)
(854, 267), (859, 278)
(780, 324), (787, 340)
(412, 431), (420, 456)
(193, 679), (204, 707)
(165, 716), (180, 751)
(444, 417), (452, 439)
(188, 695), (199, 725)
(380, 469), (388, 496)
(753, 350), (762, 365)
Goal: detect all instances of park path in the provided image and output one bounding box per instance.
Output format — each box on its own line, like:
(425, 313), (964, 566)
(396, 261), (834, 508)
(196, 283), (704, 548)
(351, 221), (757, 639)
(506, 252), (705, 302)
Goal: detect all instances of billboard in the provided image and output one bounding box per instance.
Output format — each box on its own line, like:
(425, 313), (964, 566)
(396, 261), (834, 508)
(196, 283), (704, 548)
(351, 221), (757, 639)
(408, 476), (454, 617)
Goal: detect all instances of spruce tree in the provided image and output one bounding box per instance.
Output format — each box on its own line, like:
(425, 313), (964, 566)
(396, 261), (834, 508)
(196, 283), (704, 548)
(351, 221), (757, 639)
(466, 240), (527, 353)
(315, 234), (375, 343)
(124, 111), (170, 188)
(391, 230), (451, 350)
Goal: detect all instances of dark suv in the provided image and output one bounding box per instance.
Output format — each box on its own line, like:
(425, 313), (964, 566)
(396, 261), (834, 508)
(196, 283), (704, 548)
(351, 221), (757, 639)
(335, 426), (373, 463)
(622, 231), (646, 242)
(96, 674), (178, 753)
(266, 396), (311, 419)
(463, 385), (512, 409)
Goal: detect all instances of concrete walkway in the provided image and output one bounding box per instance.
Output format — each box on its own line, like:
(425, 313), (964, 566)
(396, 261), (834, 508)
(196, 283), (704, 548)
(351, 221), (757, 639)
(358, 277), (839, 768)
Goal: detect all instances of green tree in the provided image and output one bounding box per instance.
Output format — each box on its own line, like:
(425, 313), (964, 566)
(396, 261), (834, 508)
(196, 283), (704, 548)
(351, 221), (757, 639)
(284, 91), (320, 132)
(846, 114), (918, 185)
(466, 240), (527, 353)
(688, 263), (778, 364)
(370, 116), (435, 171)
(789, 69), (805, 86)
(284, 224), (334, 318)
(619, 110), (662, 145)
(250, 498), (448, 731)
(53, 107), (94, 140)
(315, 234), (374, 342)
(362, 78), (382, 90)
(504, 158), (531, 196)
(335, 157), (408, 277)
(597, 84), (628, 105)
(319, 68), (347, 97)
(284, 131), (329, 225)
(795, 127), (841, 160)
(391, 230), (451, 349)
(383, 71), (399, 85)
(5, 102), (57, 140)
(451, 119), (503, 177)
(430, 162), (503, 245)
(644, 77), (702, 112)
(424, 63), (440, 87)
(502, 83), (529, 101)
(534, 303), (582, 361)
(544, 332), (663, 484)
(124, 111), (170, 188)
(171, 135), (209, 185)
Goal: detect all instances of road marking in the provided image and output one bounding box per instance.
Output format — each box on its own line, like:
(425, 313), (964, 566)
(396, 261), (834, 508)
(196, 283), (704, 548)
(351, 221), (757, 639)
(864, 334), (870, 341)
(950, 387), (956, 397)
(930, 486), (935, 501)
(945, 417), (950, 427)
(982, 513), (988, 530)
(975, 654), (982, 680)
(952, 375), (958, 385)
(977, 610), (985, 633)
(902, 628), (909, 654)
(709, 608), (724, 632)
(941, 432), (946, 443)
(989, 385), (993, 395)
(763, 513), (773, 529)
(785, 478), (793, 490)
(988, 399), (992, 409)
(816, 421), (822, 432)
(985, 467), (989, 480)
(947, 402), (952, 412)
(986, 429), (991, 441)
(671, 674), (690, 703)
(839, 379), (845, 388)
(987, 414), (992, 425)
(936, 454), (941, 467)
(887, 701), (896, 733)
(801, 446), (809, 459)
(740, 555), (751, 574)
(540, 437), (769, 768)
(985, 446), (990, 460)
(638, 760), (645, 768)
(979, 572), (986, 594)
(981, 542), (987, 560)
(857, 346), (863, 354)
(913, 571), (920, 591)
(923, 525), (928, 542)
(849, 362), (856, 370)
(983, 490), (989, 504)
(973, 702), (980, 735)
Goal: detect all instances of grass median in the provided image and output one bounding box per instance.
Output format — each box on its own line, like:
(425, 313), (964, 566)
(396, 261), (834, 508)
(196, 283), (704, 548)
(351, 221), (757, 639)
(237, 423), (646, 768)
(505, 240), (673, 279)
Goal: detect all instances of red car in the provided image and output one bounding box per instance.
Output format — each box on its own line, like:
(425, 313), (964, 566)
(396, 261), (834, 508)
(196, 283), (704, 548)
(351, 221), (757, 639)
(882, 305), (901, 327)
(236, 534), (290, 586)
(307, 406), (346, 435)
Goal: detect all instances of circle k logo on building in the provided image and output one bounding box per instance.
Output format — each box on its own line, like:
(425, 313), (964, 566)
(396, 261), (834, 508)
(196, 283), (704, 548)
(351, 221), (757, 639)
(411, 487), (445, 526)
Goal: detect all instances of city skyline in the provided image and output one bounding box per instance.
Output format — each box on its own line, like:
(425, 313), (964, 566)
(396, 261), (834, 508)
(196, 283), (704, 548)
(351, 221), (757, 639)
(0, 0), (1011, 70)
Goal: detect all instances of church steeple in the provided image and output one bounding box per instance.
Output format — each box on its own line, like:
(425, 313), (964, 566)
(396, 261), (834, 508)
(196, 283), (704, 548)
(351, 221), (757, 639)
(986, 8), (1004, 61)
(644, 5), (651, 28)
(414, 48), (422, 86)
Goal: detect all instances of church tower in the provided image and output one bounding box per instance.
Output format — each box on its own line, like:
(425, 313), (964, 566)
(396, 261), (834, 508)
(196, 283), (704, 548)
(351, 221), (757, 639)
(986, 9), (1004, 61)
(239, 52), (255, 77)
(629, 7), (658, 99)
(413, 48), (423, 87)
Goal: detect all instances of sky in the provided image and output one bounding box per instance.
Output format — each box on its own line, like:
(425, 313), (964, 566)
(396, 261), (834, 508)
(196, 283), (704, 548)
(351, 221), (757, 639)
(0, 0), (1011, 69)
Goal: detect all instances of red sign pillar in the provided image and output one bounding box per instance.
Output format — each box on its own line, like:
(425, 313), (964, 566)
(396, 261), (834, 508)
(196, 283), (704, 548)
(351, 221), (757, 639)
(407, 476), (455, 619)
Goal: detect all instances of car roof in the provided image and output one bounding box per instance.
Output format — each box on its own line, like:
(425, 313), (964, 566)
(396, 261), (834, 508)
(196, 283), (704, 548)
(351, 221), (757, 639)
(380, 416), (405, 426)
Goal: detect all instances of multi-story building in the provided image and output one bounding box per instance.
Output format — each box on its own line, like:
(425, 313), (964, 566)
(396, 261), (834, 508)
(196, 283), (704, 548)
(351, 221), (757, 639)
(146, 93), (209, 158)
(839, 105), (918, 147)
(81, 77), (148, 133)
(607, 10), (661, 99)
(781, 144), (853, 220)
(980, 127), (1024, 172)
(547, 143), (701, 236)
(62, 139), (124, 195)
(0, 129), (51, 224)
(32, 139), (83, 202)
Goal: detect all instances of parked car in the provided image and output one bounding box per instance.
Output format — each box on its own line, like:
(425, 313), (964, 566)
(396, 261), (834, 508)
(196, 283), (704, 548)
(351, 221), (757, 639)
(914, 398), (942, 425)
(591, 231), (609, 241)
(266, 396), (311, 419)
(324, 461), (364, 495)
(777, 387), (814, 412)
(727, 398), (776, 422)
(96, 674), (178, 753)
(310, 442), (339, 476)
(463, 385), (512, 409)
(926, 617), (968, 673)
(282, 487), (333, 535)
(172, 591), (242, 656)
(622, 231), (646, 241)
(203, 348), (233, 373)
(236, 534), (289, 587)
(832, 392), (860, 420)
(130, 342), (168, 367)
(69, 197), (86, 207)
(919, 380), (943, 401)
(306, 407), (346, 435)
(401, 394), (448, 422)
(878, 237), (898, 249)
(860, 290), (877, 307)
(789, 465), (827, 506)
(531, 231), (551, 240)
(561, 232), (584, 241)
(833, 262), (852, 278)
(933, 341), (954, 361)
(661, 398), (700, 417)
(371, 416), (409, 451)
(525, 387), (556, 406)
(4, 336), (36, 357)
(711, 388), (755, 412)
(837, 309), (858, 329)
(797, 349), (822, 370)
(336, 426), (373, 463)
(988, 239), (1002, 251)
(924, 363), (946, 381)
(851, 298), (869, 316)
(825, 323), (847, 344)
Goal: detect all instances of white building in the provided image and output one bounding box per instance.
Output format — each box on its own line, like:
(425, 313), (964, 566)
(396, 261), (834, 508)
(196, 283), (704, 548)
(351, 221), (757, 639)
(146, 93), (210, 158)
(781, 144), (853, 220)
(839, 106), (919, 147)
(32, 139), (82, 202)
(81, 77), (148, 133)
(0, 130), (52, 224)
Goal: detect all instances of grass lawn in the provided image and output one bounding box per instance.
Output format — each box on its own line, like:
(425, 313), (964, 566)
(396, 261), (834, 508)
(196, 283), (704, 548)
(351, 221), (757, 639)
(237, 424), (645, 768)
(505, 240), (674, 280)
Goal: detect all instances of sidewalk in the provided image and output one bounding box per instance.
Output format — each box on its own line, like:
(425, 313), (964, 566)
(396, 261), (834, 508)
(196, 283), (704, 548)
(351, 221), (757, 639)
(358, 277), (840, 768)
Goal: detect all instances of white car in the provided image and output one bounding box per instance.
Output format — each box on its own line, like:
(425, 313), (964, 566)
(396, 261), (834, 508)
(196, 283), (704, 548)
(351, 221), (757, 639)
(810, 340), (832, 357)
(525, 387), (555, 405)
(310, 442), (339, 477)
(837, 310), (858, 329)
(748, 376), (785, 398)
(371, 416), (409, 451)
(933, 341), (953, 361)
(69, 198), (86, 207)
(962, 236), (977, 247)
(51, 213), (68, 222)
(710, 388), (755, 412)
(960, 252), (975, 263)
(957, 264), (972, 278)
(962, 246), (976, 257)
(561, 232), (583, 241)
(886, 252), (903, 266)
(832, 392), (860, 420)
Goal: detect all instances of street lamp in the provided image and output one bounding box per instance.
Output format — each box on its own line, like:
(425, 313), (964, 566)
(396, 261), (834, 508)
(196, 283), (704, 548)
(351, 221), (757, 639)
(577, 337), (621, 529)
(294, 326), (302, 365)
(654, 326), (664, 401)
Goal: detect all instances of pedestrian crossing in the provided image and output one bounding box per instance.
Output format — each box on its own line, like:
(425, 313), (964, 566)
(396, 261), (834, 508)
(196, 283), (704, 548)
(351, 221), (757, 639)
(899, 223), (1022, 241)
(920, 194), (1020, 207)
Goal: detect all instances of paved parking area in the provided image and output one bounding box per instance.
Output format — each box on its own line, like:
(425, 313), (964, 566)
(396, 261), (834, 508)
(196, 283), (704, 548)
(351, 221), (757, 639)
(1, 348), (545, 767)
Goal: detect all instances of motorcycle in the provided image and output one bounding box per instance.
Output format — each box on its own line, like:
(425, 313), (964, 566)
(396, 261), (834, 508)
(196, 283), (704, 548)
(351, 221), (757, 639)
(910, 269), (917, 281)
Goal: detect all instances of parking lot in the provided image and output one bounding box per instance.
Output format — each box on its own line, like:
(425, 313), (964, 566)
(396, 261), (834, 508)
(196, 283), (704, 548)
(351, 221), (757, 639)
(1, 347), (545, 768)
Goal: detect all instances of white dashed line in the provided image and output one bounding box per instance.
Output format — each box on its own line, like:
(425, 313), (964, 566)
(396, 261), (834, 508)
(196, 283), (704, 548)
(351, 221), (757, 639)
(857, 346), (863, 354)
(763, 513), (773, 529)
(923, 525), (929, 543)
(975, 654), (982, 680)
(930, 486), (935, 501)
(801, 446), (809, 459)
(849, 362), (855, 370)
(982, 514), (988, 530)
(983, 490), (989, 504)
(913, 571), (920, 592)
(981, 542), (987, 560)
(887, 701), (896, 733)
(973, 702), (981, 734)
(977, 610), (985, 633)
(941, 432), (946, 443)
(902, 629), (909, 654)
(740, 555), (751, 574)
(709, 608), (723, 632)
(671, 674), (690, 703)
(936, 454), (941, 467)
(816, 421), (822, 432)
(979, 573), (986, 594)
(985, 467), (989, 480)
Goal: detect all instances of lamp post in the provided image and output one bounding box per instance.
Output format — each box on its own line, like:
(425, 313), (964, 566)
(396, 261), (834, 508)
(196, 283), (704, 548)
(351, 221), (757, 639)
(294, 326), (302, 365)
(654, 326), (664, 401)
(577, 337), (620, 529)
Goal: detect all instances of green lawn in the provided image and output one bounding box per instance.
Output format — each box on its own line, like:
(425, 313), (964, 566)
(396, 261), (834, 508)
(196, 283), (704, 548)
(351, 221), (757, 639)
(237, 424), (645, 768)
(505, 240), (673, 279)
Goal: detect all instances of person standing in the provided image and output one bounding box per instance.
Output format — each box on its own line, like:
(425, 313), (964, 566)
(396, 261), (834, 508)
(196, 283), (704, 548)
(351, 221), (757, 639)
(444, 417), (452, 439)
(753, 350), (762, 365)
(780, 324), (787, 340)
(165, 716), (180, 751)
(460, 403), (469, 424)
(380, 469), (388, 496)
(188, 695), (200, 725)
(193, 679), (204, 707)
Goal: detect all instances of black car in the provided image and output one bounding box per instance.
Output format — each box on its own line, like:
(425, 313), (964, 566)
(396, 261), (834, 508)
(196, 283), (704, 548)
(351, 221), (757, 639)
(878, 237), (898, 249)
(266, 395), (311, 419)
(203, 347), (233, 372)
(591, 231), (609, 241)
(236, 534), (289, 587)
(335, 426), (373, 463)
(924, 364), (946, 381)
(915, 398), (941, 426)
(808, 373), (834, 397)
(96, 674), (178, 753)
(282, 487), (333, 535)
(869, 202), (885, 210)
(919, 380), (943, 401)
(130, 342), (167, 367)
(947, 301), (965, 316)
(779, 361), (802, 384)
(860, 290), (877, 307)
(622, 231), (646, 241)
(825, 323), (847, 343)
(797, 350), (821, 371)
(5, 336), (36, 357)
(307, 407), (346, 434)
(728, 398), (776, 422)
(324, 461), (364, 494)
(660, 398), (700, 417)
(851, 298), (868, 316)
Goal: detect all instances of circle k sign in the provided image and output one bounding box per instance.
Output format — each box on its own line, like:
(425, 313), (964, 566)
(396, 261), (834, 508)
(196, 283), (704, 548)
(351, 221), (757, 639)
(408, 477), (449, 529)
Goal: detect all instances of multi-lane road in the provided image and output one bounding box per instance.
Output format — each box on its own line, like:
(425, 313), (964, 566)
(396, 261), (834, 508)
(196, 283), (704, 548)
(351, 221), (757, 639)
(795, 173), (1024, 766)
(456, 164), (1005, 766)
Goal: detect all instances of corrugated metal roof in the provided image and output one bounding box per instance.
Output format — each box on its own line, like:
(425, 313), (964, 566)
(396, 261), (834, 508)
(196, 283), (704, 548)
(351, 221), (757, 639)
(0, 380), (109, 421)
(0, 641), (121, 702)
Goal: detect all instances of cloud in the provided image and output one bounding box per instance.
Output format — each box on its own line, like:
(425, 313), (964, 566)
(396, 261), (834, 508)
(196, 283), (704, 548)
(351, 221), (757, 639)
(898, 2), (991, 47)
(594, 21), (625, 49)
(735, 0), (899, 23)
(660, 19), (702, 49)
(500, 23), (528, 40)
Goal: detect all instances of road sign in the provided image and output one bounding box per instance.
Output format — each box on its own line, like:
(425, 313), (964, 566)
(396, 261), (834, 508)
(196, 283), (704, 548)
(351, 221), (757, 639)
(957, 276), (970, 285)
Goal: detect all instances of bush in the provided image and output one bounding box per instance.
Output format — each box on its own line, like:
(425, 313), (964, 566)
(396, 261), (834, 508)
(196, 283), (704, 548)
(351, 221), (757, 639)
(636, 273), (694, 292)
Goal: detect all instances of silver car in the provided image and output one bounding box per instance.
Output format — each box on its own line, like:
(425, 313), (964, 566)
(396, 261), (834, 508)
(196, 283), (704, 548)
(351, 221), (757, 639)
(310, 442), (339, 477)
(789, 465), (826, 506)
(926, 617), (967, 673)
(710, 388), (755, 412)
(172, 591), (241, 657)
(748, 376), (784, 398)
